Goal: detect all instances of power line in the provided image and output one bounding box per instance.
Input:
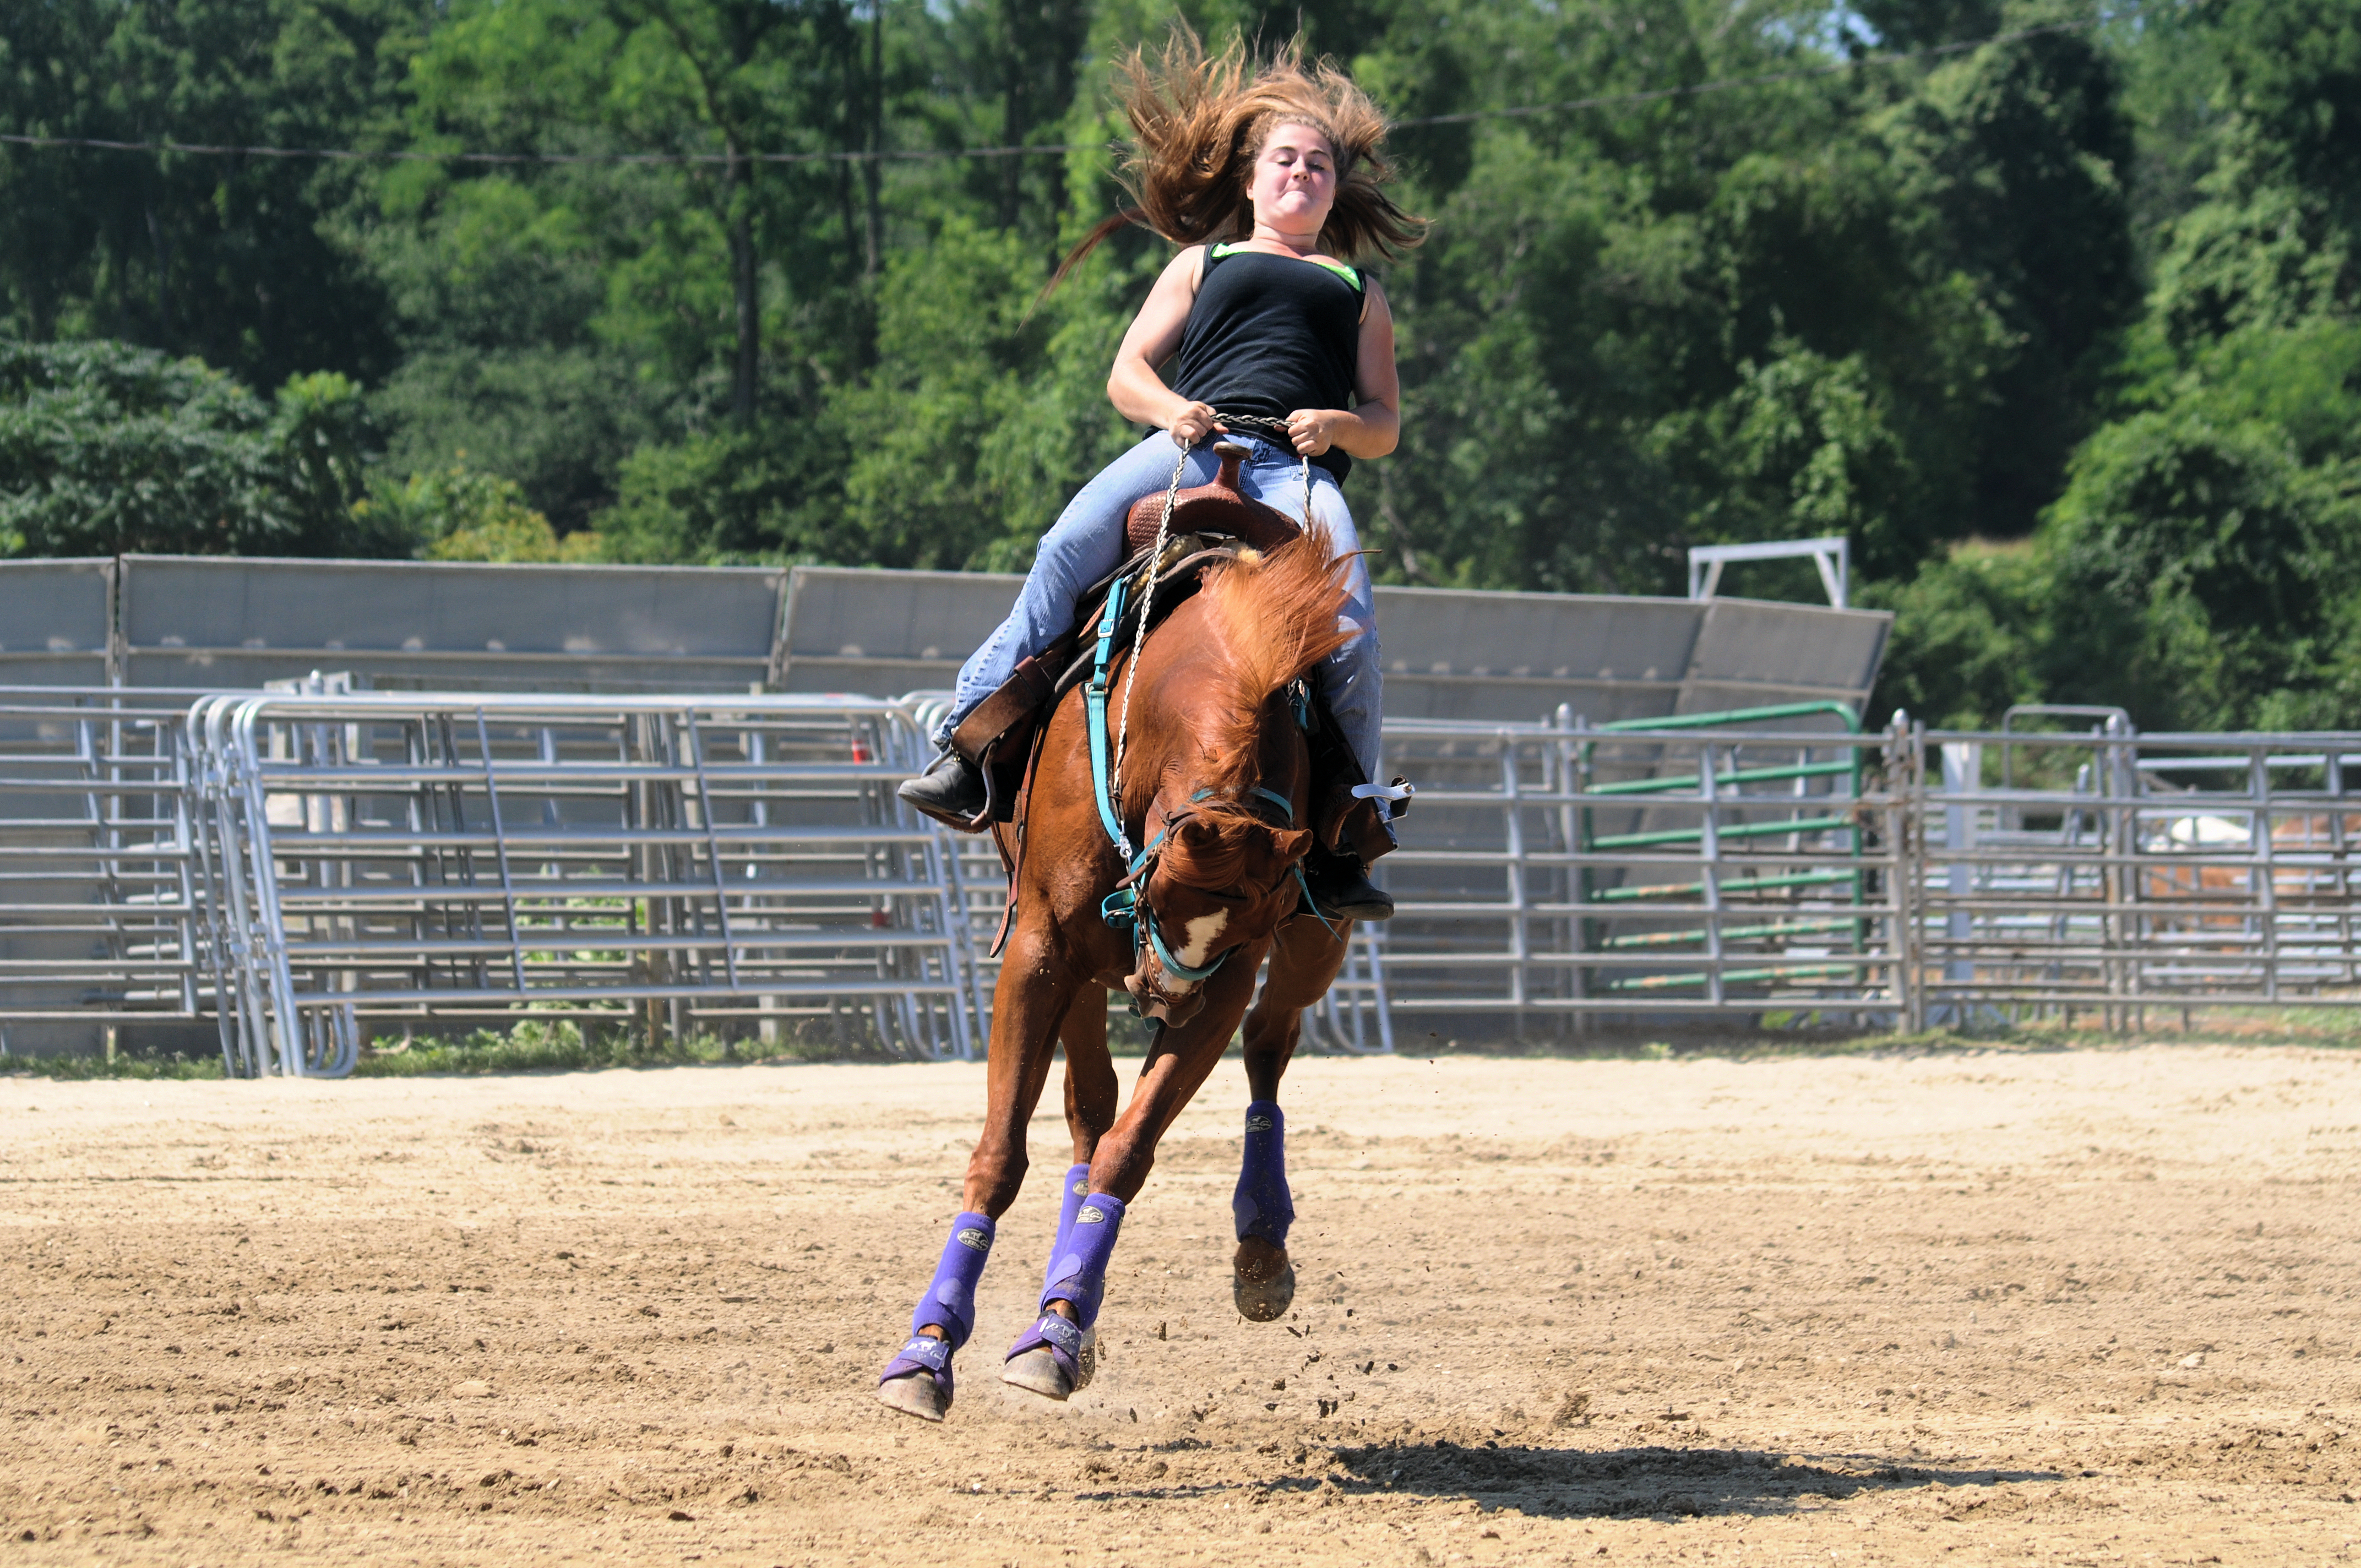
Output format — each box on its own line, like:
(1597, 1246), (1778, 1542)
(0, 132), (1066, 166)
(1392, 18), (2102, 128)
(0, 17), (2103, 169)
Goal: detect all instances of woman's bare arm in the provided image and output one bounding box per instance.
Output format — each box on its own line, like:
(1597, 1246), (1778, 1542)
(1283, 276), (1399, 460)
(1107, 247), (1222, 445)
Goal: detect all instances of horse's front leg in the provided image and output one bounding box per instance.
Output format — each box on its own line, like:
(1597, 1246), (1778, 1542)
(1232, 911), (1353, 1320)
(1040, 992), (1118, 1312)
(877, 918), (1079, 1423)
(1002, 951), (1265, 1402)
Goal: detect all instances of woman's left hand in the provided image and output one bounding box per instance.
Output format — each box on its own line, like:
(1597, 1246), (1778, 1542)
(1285, 409), (1346, 456)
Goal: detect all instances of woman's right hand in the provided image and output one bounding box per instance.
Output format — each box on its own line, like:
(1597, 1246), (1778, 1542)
(1167, 401), (1222, 447)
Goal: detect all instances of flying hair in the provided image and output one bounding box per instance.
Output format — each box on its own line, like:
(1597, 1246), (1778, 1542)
(1046, 30), (1427, 295)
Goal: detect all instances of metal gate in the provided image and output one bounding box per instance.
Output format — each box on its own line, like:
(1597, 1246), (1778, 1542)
(0, 688), (219, 1055)
(1367, 706), (1904, 1034)
(5, 683), (2359, 1074)
(187, 691), (978, 1074)
(1900, 714), (2361, 1030)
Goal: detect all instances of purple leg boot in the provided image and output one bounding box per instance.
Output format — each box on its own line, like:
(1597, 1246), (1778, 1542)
(1004, 1191), (1126, 1401)
(1045, 1162), (1090, 1293)
(1233, 1101), (1297, 1321)
(877, 1212), (994, 1423)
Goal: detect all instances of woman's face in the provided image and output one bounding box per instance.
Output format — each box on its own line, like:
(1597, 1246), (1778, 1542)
(1247, 121), (1337, 238)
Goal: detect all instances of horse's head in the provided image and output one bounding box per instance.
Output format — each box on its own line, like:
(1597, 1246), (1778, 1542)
(1107, 532), (1356, 1026)
(1122, 800), (1312, 1027)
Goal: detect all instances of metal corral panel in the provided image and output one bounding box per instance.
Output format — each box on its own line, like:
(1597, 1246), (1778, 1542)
(118, 555), (787, 692)
(778, 567), (1022, 695)
(1675, 598), (1892, 717)
(0, 559), (112, 685)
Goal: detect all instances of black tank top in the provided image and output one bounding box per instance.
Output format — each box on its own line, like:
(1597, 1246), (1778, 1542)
(1168, 244), (1364, 482)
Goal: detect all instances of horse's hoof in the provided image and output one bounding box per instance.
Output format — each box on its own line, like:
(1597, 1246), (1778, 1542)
(877, 1371), (948, 1423)
(1003, 1324), (1095, 1400)
(1002, 1348), (1073, 1401)
(1233, 1238), (1296, 1321)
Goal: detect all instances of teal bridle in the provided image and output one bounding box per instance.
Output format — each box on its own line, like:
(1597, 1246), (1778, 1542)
(1082, 571), (1333, 988)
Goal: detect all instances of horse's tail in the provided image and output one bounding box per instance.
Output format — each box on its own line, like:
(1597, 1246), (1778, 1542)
(1195, 531), (1358, 775)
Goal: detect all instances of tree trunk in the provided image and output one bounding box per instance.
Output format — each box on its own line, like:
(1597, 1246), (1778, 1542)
(142, 189), (173, 344)
(997, 0), (1025, 231)
(863, 0), (883, 278)
(836, 17), (860, 282)
(728, 138), (757, 427)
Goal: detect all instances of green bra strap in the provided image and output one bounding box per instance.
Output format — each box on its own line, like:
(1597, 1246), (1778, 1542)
(1209, 243), (1360, 291)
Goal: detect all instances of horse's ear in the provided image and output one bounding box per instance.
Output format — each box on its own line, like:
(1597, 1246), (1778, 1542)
(1174, 815), (1222, 852)
(1267, 825), (1313, 865)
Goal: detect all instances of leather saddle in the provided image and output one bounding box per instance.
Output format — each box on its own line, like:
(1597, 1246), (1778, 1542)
(1122, 441), (1303, 556)
(946, 442), (1401, 861)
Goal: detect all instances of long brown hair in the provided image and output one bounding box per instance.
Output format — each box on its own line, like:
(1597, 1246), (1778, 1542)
(1049, 31), (1427, 294)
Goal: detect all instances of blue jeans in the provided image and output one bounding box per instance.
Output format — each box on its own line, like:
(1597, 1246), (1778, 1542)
(937, 427), (1385, 787)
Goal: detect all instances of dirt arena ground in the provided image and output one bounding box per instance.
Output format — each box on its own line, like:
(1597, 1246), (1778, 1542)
(3, 1044), (2359, 1566)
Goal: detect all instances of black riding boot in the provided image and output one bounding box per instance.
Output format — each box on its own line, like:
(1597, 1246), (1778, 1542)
(898, 750), (988, 827)
(1303, 846), (1394, 922)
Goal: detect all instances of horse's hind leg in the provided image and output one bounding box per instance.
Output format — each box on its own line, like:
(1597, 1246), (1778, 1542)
(877, 922), (1077, 1423)
(1232, 912), (1353, 1321)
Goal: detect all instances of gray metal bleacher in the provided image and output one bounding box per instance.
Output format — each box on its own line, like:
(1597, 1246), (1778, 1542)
(775, 566), (1890, 722)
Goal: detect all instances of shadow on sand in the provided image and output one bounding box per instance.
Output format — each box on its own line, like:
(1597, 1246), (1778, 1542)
(1307, 1438), (2062, 1520)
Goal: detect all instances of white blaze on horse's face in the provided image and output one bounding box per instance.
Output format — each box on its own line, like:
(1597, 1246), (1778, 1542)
(1162, 908), (1231, 990)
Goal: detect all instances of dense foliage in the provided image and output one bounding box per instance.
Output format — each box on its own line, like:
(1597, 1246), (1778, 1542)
(2, 0), (2357, 729)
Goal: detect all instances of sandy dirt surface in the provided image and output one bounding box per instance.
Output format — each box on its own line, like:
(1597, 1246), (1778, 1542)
(3, 1045), (2360, 1566)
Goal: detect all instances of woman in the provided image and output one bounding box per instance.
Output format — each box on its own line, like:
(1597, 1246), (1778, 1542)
(899, 34), (1423, 917)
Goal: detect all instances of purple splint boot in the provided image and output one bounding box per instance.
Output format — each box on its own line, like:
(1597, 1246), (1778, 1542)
(878, 1212), (994, 1422)
(1233, 1101), (1294, 1247)
(1233, 1102), (1298, 1321)
(1004, 1191), (1126, 1400)
(1043, 1162), (1091, 1293)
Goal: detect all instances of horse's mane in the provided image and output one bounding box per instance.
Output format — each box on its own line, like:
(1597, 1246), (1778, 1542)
(1196, 532), (1356, 782)
(1140, 535), (1352, 892)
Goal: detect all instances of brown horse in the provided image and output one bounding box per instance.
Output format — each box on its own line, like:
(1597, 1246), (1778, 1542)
(877, 533), (1363, 1421)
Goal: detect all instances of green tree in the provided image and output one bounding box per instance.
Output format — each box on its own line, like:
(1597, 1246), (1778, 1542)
(360, 461), (599, 560)
(0, 0), (419, 386)
(0, 338), (393, 557)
